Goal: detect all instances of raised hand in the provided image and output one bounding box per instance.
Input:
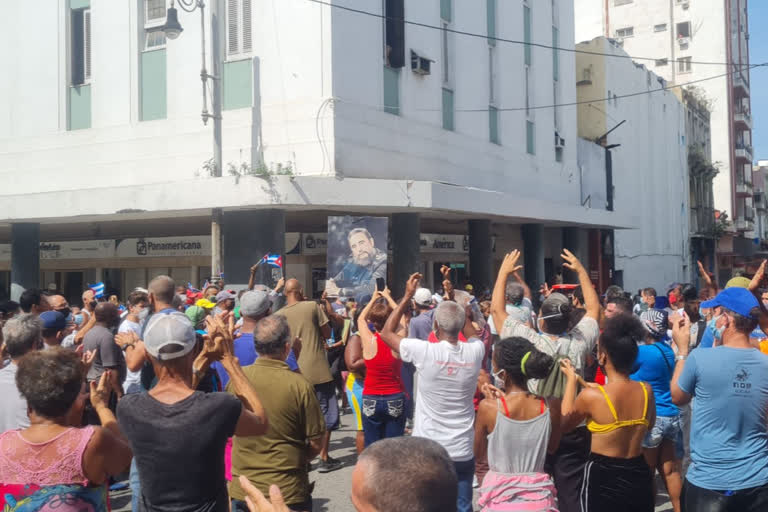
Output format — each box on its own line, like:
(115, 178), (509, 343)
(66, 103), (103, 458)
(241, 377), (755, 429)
(238, 476), (291, 512)
(671, 311), (691, 355)
(404, 273), (423, 299)
(81, 349), (96, 374)
(440, 265), (452, 281)
(481, 382), (504, 400)
(90, 371), (113, 410)
(749, 260), (767, 292)
(115, 331), (139, 350)
(561, 249), (585, 273)
(250, 264), (259, 275)
(500, 250), (523, 276)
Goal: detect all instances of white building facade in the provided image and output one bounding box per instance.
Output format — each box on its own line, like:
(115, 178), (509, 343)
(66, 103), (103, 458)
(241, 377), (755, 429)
(574, 0), (753, 236)
(576, 37), (690, 293)
(0, 0), (628, 302)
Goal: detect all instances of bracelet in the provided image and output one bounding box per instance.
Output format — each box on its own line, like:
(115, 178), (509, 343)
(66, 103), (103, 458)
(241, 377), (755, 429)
(121, 342), (135, 352)
(676, 354), (687, 361)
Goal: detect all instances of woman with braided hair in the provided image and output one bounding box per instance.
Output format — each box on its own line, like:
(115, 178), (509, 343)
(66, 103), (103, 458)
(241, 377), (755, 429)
(474, 337), (562, 511)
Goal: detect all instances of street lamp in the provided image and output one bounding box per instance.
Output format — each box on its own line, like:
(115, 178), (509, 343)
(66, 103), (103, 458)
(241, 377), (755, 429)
(162, 0), (224, 278)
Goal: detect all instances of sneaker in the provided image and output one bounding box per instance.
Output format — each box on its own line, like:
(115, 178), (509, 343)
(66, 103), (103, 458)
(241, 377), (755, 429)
(318, 456), (344, 473)
(473, 475), (479, 489)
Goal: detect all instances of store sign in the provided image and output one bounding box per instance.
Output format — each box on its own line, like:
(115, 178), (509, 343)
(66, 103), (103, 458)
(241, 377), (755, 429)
(40, 240), (115, 260)
(0, 241), (114, 262)
(302, 233), (328, 255)
(420, 234), (469, 253)
(116, 236), (211, 258)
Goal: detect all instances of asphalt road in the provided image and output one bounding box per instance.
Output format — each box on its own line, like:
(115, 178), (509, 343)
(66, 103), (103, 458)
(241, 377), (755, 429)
(111, 411), (673, 511)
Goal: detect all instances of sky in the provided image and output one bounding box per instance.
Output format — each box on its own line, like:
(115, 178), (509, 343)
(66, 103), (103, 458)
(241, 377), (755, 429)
(750, 2), (767, 162)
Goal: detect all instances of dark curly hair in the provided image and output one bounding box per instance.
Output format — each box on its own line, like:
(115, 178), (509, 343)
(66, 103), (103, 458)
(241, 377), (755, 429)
(599, 313), (644, 374)
(16, 348), (84, 419)
(493, 337), (554, 389)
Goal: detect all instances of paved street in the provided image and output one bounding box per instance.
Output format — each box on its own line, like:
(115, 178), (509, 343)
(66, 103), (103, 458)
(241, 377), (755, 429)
(111, 410), (673, 511)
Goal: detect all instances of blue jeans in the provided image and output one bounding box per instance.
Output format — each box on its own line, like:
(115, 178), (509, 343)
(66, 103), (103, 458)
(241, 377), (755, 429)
(361, 392), (406, 447)
(129, 458), (140, 512)
(401, 363), (415, 420)
(454, 458), (475, 512)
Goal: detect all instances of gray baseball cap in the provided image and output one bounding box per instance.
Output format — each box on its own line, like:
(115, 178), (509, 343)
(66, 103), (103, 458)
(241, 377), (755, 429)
(143, 311), (196, 361)
(239, 290), (272, 318)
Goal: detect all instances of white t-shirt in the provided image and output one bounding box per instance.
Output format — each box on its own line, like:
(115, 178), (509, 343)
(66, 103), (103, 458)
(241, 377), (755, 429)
(119, 319), (142, 393)
(399, 337), (485, 462)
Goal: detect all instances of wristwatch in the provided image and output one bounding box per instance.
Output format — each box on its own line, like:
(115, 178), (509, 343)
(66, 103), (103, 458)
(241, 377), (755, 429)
(676, 354), (687, 362)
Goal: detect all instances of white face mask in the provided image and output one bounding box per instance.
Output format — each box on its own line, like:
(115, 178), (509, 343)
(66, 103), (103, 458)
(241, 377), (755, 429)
(137, 308), (149, 321)
(492, 368), (506, 389)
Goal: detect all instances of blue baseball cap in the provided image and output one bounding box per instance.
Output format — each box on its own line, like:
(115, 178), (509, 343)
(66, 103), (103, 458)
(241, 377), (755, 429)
(701, 287), (759, 318)
(40, 311), (67, 330)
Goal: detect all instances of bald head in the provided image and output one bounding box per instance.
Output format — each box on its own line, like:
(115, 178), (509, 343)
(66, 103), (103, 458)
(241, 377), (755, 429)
(285, 279), (302, 296)
(149, 275), (176, 306)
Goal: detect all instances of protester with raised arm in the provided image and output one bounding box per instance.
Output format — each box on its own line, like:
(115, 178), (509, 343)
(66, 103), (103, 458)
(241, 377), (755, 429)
(491, 249), (600, 512)
(380, 273), (484, 512)
(117, 313), (268, 511)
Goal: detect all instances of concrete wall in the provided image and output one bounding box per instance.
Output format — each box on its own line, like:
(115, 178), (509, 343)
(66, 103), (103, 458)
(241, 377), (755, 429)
(576, 38), (689, 293)
(574, 0), (738, 218)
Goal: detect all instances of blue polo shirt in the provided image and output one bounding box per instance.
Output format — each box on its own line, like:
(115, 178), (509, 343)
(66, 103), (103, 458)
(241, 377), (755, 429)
(678, 346), (768, 490)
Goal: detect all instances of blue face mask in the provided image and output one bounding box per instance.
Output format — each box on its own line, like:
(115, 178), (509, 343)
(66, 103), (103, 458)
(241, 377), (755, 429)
(712, 315), (725, 341)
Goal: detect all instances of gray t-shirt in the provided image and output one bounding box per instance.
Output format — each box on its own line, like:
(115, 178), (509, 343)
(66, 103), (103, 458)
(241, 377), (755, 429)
(83, 325), (126, 385)
(408, 309), (434, 341)
(0, 362), (29, 432)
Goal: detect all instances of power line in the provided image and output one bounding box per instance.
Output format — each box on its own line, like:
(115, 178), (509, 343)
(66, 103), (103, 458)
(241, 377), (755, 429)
(333, 62), (765, 113)
(305, 0), (749, 67)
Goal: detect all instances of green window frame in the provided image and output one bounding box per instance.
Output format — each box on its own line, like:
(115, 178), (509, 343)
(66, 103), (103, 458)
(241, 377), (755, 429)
(383, 66), (401, 115)
(489, 106), (499, 144)
(442, 88), (454, 131)
(526, 120), (535, 155)
(524, 5), (532, 66)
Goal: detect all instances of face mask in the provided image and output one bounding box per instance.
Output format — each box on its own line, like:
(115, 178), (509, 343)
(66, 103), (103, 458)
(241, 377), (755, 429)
(138, 308), (149, 321)
(492, 368), (506, 389)
(712, 315), (725, 341)
(74, 314), (84, 326)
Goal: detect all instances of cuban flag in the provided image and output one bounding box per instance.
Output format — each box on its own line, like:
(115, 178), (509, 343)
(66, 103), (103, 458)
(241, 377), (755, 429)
(90, 282), (105, 299)
(261, 253), (283, 268)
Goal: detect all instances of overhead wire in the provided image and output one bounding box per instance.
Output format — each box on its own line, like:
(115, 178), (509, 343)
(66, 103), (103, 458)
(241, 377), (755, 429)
(305, 0), (750, 67)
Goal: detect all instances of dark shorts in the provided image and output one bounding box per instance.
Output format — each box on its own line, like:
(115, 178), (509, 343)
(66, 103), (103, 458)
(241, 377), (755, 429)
(581, 453), (653, 512)
(232, 497), (312, 512)
(314, 381), (340, 431)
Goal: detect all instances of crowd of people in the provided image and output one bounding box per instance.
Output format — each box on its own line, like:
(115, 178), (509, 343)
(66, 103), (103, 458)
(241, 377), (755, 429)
(1, 250), (768, 512)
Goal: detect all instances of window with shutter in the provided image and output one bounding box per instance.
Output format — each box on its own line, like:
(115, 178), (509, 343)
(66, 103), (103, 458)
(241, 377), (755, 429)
(71, 8), (91, 85)
(84, 10), (92, 80)
(227, 0), (252, 57)
(227, 0), (239, 55)
(145, 0), (166, 25)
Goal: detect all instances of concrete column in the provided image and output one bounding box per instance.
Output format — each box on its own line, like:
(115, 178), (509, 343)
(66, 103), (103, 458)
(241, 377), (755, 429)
(11, 223), (40, 301)
(391, 213), (421, 298)
(522, 224), (545, 291)
(468, 219), (492, 293)
(562, 227), (581, 284)
(222, 209), (285, 287)
(191, 265), (200, 287)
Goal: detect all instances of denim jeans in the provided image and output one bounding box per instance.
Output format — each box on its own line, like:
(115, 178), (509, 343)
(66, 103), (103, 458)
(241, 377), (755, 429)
(643, 414), (684, 459)
(129, 457), (141, 512)
(682, 479), (768, 512)
(361, 392), (406, 447)
(454, 458), (475, 512)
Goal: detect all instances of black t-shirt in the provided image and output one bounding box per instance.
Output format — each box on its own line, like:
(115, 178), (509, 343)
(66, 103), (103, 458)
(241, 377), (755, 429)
(117, 391), (242, 512)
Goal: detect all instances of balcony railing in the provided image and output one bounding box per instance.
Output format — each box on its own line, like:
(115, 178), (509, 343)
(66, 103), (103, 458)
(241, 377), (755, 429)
(734, 74), (750, 96)
(736, 181), (753, 196)
(735, 143), (753, 161)
(736, 218), (754, 232)
(734, 108), (752, 128)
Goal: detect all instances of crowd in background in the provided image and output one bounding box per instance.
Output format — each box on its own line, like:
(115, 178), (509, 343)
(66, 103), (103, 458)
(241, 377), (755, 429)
(2, 251), (768, 512)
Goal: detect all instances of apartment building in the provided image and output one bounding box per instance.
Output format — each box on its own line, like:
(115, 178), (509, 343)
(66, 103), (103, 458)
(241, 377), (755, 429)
(0, 0), (628, 301)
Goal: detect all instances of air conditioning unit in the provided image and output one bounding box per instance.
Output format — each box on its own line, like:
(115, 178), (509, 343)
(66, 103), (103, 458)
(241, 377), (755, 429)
(554, 132), (566, 148)
(410, 50), (432, 76)
(681, 1), (689, 9)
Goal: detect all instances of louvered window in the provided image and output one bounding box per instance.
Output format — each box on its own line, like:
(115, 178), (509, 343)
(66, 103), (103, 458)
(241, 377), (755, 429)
(227, 0), (252, 57)
(71, 8), (91, 85)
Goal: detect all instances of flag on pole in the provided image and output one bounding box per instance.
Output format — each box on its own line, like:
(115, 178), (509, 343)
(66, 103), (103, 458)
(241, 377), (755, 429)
(89, 282), (105, 299)
(260, 253), (283, 268)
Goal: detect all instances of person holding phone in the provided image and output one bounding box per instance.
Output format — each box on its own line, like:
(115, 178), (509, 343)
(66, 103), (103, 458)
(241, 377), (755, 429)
(357, 290), (406, 446)
(325, 228), (387, 300)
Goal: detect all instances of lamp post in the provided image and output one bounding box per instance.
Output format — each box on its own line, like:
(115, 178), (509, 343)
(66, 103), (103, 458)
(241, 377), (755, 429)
(162, 0), (223, 281)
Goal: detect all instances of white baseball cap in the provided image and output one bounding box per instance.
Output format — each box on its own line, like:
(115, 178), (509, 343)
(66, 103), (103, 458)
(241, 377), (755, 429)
(143, 311), (196, 361)
(414, 288), (433, 306)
